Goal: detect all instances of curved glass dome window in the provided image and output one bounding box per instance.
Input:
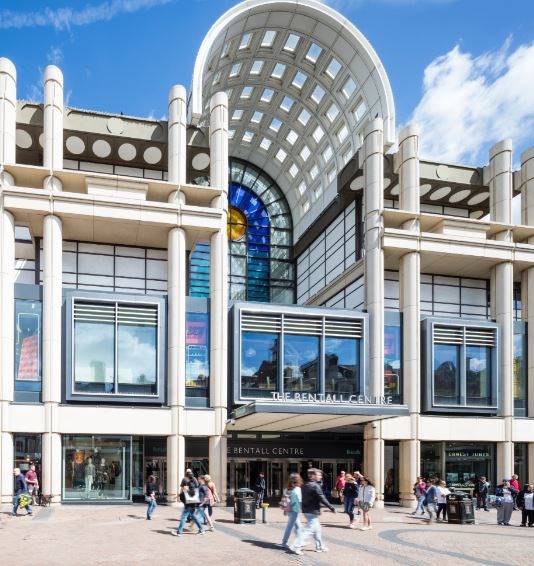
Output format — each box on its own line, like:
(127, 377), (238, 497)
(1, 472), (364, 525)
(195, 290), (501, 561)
(190, 159), (294, 304)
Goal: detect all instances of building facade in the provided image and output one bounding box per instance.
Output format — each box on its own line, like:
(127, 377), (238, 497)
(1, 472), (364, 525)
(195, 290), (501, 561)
(1, 0), (533, 507)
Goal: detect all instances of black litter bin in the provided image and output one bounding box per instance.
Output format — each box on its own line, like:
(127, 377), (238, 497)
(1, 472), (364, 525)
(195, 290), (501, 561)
(447, 492), (475, 524)
(234, 488), (256, 524)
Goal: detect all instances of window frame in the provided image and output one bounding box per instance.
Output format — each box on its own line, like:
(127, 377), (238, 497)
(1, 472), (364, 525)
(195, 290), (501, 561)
(65, 290), (166, 405)
(422, 317), (499, 414)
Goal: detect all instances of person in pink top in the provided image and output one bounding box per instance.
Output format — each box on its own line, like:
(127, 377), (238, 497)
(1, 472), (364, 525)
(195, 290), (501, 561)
(511, 474), (520, 509)
(335, 471), (346, 503)
(25, 464), (39, 505)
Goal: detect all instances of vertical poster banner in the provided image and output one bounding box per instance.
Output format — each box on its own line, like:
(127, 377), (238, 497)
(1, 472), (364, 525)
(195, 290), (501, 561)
(186, 313), (209, 393)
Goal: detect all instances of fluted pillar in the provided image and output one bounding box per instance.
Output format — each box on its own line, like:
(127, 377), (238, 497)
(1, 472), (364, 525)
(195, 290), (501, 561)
(41, 214), (63, 501)
(397, 124), (421, 507)
(167, 225), (187, 505)
(209, 92), (228, 499)
(0, 57), (17, 167)
(520, 148), (534, 418)
(168, 85), (187, 186)
(362, 118), (384, 507)
(486, 140), (514, 480)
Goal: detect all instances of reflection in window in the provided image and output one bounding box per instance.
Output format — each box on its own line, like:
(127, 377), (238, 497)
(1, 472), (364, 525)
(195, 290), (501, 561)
(73, 302), (158, 396)
(241, 332), (278, 397)
(186, 312), (210, 402)
(284, 335), (319, 393)
(15, 300), (42, 391)
(434, 344), (460, 405)
(62, 435), (130, 502)
(466, 345), (491, 405)
(384, 325), (401, 402)
(325, 337), (358, 396)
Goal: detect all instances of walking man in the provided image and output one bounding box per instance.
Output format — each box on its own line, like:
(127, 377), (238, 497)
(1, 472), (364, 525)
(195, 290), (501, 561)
(12, 468), (32, 517)
(474, 476), (490, 511)
(290, 468), (336, 555)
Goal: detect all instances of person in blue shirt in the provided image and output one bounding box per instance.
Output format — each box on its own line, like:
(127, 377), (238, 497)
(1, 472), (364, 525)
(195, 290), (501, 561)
(424, 479), (439, 523)
(12, 467), (33, 517)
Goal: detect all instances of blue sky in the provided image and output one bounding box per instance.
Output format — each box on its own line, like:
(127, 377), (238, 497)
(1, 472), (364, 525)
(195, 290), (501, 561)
(1, 0), (534, 165)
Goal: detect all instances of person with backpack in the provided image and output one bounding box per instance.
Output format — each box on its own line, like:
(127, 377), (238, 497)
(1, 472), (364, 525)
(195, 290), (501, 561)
(172, 469), (204, 537)
(253, 472), (266, 509)
(12, 467), (32, 517)
(411, 476), (427, 516)
(281, 473), (303, 549)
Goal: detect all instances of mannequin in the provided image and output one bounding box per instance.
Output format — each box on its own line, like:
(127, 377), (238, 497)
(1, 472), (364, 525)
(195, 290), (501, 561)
(85, 457), (95, 499)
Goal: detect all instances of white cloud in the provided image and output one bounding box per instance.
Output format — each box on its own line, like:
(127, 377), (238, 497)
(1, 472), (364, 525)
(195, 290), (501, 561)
(408, 39), (534, 165)
(47, 46), (63, 66)
(0, 0), (172, 30)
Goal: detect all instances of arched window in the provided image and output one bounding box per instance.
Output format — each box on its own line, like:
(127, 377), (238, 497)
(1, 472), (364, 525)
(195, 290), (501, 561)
(189, 159), (294, 303)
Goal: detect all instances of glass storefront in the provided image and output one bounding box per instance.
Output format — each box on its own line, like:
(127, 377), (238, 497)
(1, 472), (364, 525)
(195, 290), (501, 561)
(514, 443), (528, 485)
(421, 442), (495, 493)
(514, 322), (527, 416)
(14, 434), (42, 477)
(62, 435), (131, 502)
(384, 441), (400, 503)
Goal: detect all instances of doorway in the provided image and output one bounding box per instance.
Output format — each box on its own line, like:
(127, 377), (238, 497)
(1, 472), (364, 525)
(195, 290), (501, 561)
(384, 441), (400, 503)
(145, 457), (167, 501)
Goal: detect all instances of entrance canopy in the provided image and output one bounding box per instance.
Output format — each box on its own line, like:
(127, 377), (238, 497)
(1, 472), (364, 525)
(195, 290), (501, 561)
(190, 0), (395, 237)
(230, 400), (408, 433)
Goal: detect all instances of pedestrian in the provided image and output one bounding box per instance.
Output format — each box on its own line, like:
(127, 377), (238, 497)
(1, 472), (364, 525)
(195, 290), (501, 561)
(510, 474), (520, 510)
(436, 480), (450, 522)
(411, 476), (427, 516)
(335, 470), (346, 503)
(423, 479), (439, 523)
(474, 476), (490, 511)
(342, 474), (358, 528)
(281, 473), (302, 549)
(495, 478), (517, 526)
(356, 476), (376, 530)
(290, 468), (336, 555)
(172, 468), (204, 537)
(25, 463), (39, 506)
(353, 471), (363, 515)
(202, 474), (220, 522)
(145, 474), (157, 520)
(253, 472), (266, 509)
(198, 476), (215, 531)
(517, 484), (534, 527)
(12, 467), (32, 517)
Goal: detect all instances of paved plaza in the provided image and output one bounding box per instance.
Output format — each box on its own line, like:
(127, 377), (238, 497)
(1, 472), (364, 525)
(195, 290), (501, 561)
(1, 503), (533, 565)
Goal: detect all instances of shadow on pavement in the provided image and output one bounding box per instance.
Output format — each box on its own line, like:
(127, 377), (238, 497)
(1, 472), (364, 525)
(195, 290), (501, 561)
(241, 539), (286, 551)
(127, 514), (146, 520)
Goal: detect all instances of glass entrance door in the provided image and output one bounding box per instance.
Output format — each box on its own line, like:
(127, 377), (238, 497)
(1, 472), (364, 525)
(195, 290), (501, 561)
(145, 457), (167, 501)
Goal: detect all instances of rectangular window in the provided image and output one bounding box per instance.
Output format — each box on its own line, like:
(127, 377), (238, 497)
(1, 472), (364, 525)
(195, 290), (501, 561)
(186, 311), (210, 404)
(15, 300), (42, 392)
(62, 435), (130, 502)
(284, 334), (319, 394)
(68, 294), (164, 402)
(325, 337), (358, 396)
(514, 321), (527, 416)
(384, 323), (401, 403)
(424, 319), (498, 413)
(241, 332), (278, 398)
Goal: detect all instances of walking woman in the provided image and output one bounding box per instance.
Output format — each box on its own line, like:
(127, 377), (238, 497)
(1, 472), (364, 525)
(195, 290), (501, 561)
(281, 473), (303, 549)
(145, 474), (157, 520)
(495, 478), (517, 526)
(357, 477), (376, 531)
(335, 471), (346, 503)
(198, 476), (215, 531)
(342, 474), (358, 528)
(202, 474), (220, 522)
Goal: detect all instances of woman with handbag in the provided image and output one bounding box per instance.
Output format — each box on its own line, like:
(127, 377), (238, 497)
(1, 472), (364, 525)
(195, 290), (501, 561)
(356, 477), (376, 531)
(495, 478), (517, 525)
(145, 474), (157, 520)
(198, 476), (215, 531)
(342, 474), (358, 528)
(202, 474), (220, 522)
(281, 473), (303, 549)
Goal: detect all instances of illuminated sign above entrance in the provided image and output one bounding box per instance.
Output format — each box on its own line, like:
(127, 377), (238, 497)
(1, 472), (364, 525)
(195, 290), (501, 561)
(270, 392), (394, 405)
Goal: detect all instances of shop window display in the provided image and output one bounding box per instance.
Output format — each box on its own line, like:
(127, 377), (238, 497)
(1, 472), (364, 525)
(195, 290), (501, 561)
(63, 435), (130, 501)
(14, 300), (42, 392)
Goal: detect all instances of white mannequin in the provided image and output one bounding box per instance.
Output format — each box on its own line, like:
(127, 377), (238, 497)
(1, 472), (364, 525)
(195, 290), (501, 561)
(85, 457), (95, 499)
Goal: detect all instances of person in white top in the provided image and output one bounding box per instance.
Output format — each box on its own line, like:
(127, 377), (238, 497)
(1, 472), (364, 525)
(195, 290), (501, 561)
(356, 477), (376, 531)
(517, 484), (534, 527)
(436, 480), (450, 522)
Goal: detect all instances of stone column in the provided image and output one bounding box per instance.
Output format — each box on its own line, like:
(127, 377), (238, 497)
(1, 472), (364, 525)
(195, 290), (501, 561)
(362, 118), (385, 506)
(167, 225), (187, 504)
(43, 65), (63, 172)
(0, 57), (17, 168)
(529, 443), (534, 483)
(397, 125), (421, 507)
(209, 92), (228, 499)
(487, 140), (514, 480)
(168, 85), (187, 186)
(520, 148), (534, 418)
